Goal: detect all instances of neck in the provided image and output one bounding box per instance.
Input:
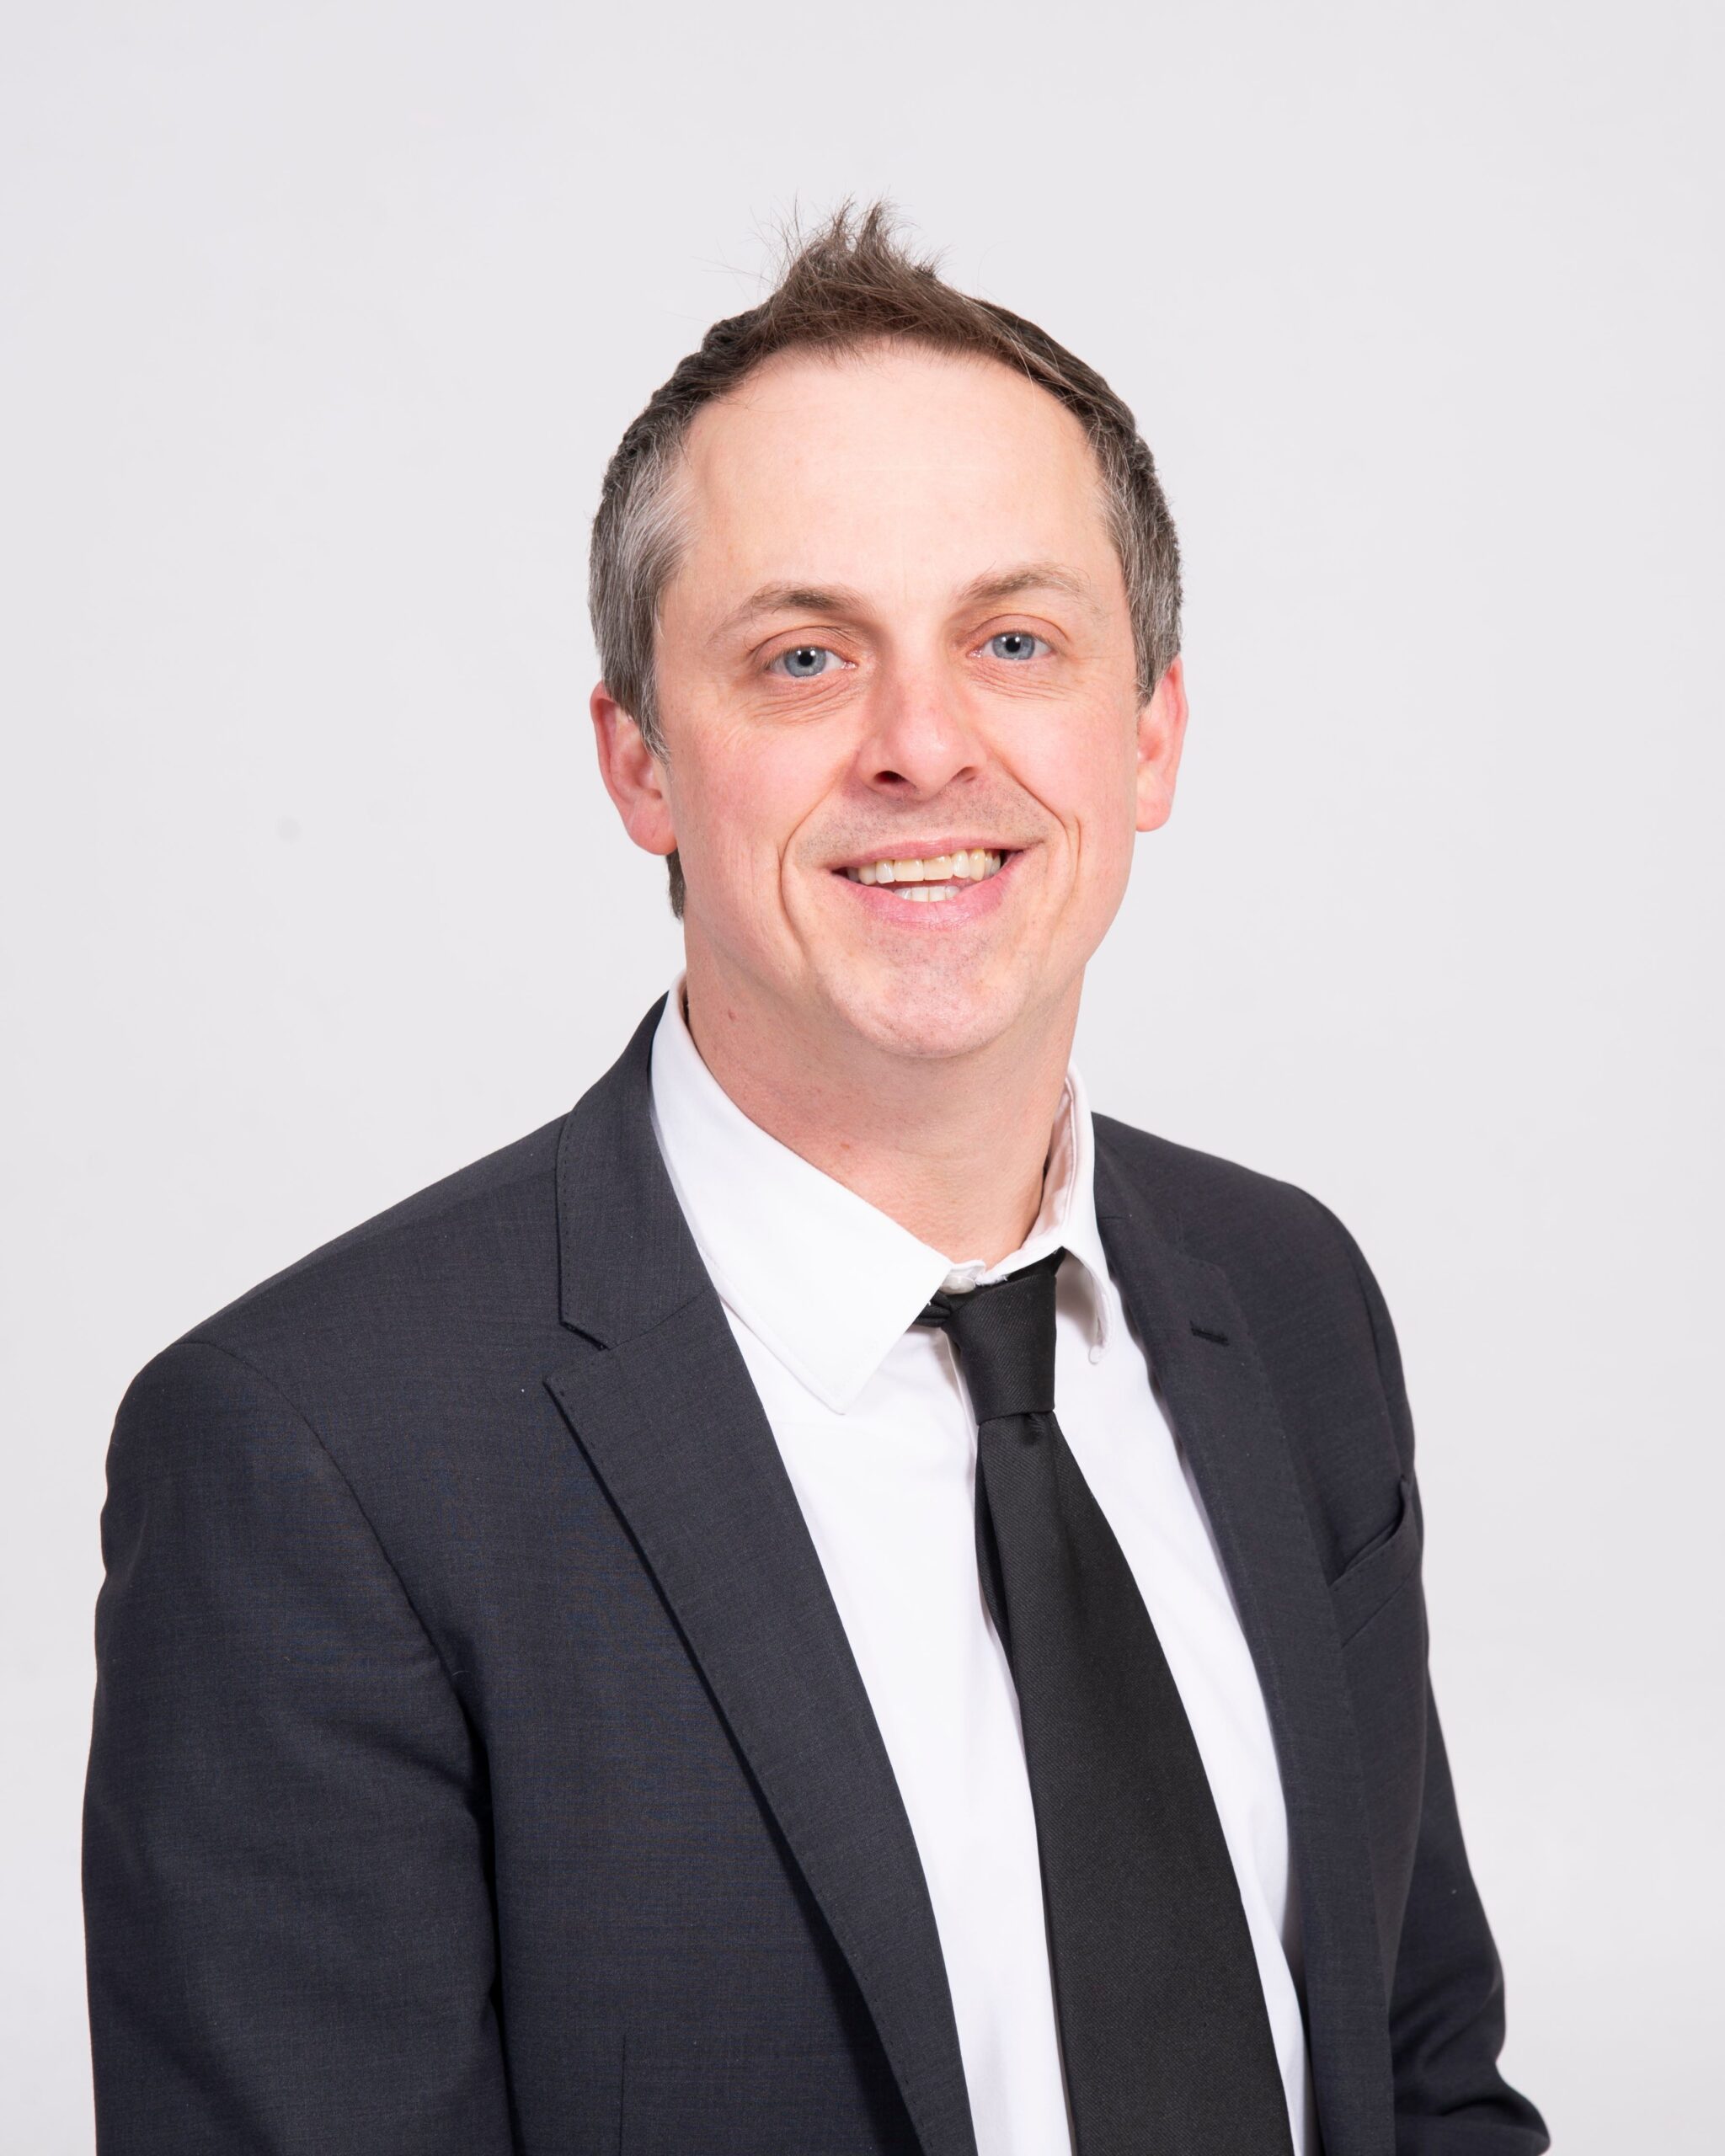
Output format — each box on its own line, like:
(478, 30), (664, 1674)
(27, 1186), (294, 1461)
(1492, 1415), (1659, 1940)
(680, 960), (1080, 1267)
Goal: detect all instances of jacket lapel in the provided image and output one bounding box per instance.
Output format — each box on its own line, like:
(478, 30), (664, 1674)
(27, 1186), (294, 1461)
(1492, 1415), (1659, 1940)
(544, 1001), (979, 2156)
(1094, 1133), (1395, 2156)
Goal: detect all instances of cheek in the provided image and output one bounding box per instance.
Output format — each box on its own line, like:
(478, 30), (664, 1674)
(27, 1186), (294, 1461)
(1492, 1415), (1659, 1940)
(667, 722), (837, 896)
(1021, 719), (1139, 873)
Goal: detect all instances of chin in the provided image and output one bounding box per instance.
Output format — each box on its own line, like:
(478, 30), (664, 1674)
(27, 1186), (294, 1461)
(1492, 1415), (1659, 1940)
(820, 969), (1029, 1063)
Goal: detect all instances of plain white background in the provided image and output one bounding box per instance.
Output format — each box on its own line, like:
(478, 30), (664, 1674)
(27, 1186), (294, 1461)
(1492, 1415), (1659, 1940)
(4, 3), (1720, 2147)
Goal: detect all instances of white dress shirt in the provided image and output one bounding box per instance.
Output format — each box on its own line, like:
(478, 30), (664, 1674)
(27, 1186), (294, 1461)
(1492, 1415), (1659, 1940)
(648, 979), (1317, 2156)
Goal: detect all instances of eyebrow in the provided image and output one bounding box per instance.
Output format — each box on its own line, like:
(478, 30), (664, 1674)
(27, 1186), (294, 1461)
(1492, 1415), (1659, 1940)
(712, 583), (862, 641)
(709, 561), (1104, 643)
(956, 563), (1102, 613)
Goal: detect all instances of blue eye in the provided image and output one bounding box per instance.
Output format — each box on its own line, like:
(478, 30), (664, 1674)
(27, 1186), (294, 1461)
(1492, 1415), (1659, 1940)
(771, 645), (844, 679)
(985, 632), (1049, 663)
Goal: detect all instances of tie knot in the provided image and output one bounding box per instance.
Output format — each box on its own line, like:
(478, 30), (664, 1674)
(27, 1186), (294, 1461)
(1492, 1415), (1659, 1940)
(916, 1248), (1063, 1422)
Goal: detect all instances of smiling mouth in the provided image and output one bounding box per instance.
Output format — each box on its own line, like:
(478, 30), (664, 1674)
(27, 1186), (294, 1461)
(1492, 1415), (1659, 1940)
(836, 848), (1010, 904)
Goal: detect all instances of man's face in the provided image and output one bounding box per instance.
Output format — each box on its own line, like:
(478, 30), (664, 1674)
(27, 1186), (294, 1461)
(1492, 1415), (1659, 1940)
(596, 342), (1186, 1065)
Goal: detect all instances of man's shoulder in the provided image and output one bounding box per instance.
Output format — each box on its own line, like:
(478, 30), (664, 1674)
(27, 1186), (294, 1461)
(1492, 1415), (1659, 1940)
(1092, 1109), (1354, 1272)
(131, 1113), (572, 1422)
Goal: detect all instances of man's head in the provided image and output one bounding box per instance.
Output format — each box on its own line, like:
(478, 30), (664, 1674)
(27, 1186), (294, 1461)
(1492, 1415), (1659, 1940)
(590, 203), (1188, 1070)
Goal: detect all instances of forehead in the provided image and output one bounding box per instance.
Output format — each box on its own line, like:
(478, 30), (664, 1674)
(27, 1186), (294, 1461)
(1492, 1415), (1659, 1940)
(670, 343), (1119, 612)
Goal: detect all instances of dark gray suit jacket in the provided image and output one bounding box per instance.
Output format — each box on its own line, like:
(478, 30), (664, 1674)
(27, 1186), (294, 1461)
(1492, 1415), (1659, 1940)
(83, 997), (1550, 2154)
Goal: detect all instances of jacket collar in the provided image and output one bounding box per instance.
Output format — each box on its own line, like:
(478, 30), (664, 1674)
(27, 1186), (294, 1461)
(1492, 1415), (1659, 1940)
(554, 995), (708, 1348)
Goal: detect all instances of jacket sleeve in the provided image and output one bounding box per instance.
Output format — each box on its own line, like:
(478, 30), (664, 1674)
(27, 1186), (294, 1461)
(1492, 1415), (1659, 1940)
(83, 1336), (515, 2156)
(1316, 1203), (1551, 2156)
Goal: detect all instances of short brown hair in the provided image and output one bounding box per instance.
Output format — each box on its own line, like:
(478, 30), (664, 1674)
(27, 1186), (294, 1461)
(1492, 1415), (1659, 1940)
(589, 200), (1182, 916)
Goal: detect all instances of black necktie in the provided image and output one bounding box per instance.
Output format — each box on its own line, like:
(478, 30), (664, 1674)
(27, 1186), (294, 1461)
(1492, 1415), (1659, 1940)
(916, 1250), (1295, 2156)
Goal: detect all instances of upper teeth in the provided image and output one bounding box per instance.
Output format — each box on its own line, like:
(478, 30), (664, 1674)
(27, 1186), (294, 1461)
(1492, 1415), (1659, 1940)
(843, 850), (1004, 888)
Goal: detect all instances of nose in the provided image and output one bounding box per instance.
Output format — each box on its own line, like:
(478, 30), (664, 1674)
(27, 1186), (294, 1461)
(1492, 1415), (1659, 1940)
(855, 666), (986, 801)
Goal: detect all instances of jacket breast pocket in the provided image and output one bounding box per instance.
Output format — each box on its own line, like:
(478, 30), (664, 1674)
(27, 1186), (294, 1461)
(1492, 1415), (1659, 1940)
(1327, 1473), (1422, 1647)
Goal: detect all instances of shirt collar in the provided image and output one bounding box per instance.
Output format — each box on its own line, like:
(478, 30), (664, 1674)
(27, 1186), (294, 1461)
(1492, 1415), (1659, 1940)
(647, 976), (1117, 1414)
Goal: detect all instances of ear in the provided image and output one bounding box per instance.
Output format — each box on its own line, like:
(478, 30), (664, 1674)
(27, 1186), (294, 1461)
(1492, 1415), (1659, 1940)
(590, 683), (677, 857)
(1134, 654), (1188, 834)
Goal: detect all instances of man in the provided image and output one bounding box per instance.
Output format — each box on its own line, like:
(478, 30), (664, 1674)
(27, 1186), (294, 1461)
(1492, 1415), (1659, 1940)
(83, 205), (1550, 2155)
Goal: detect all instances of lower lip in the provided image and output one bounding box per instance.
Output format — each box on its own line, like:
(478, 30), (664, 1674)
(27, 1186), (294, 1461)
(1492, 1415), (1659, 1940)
(830, 851), (1022, 928)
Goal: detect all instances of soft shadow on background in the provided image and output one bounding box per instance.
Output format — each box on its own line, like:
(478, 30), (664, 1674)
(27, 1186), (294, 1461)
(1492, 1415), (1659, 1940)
(3, 3), (1720, 2148)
